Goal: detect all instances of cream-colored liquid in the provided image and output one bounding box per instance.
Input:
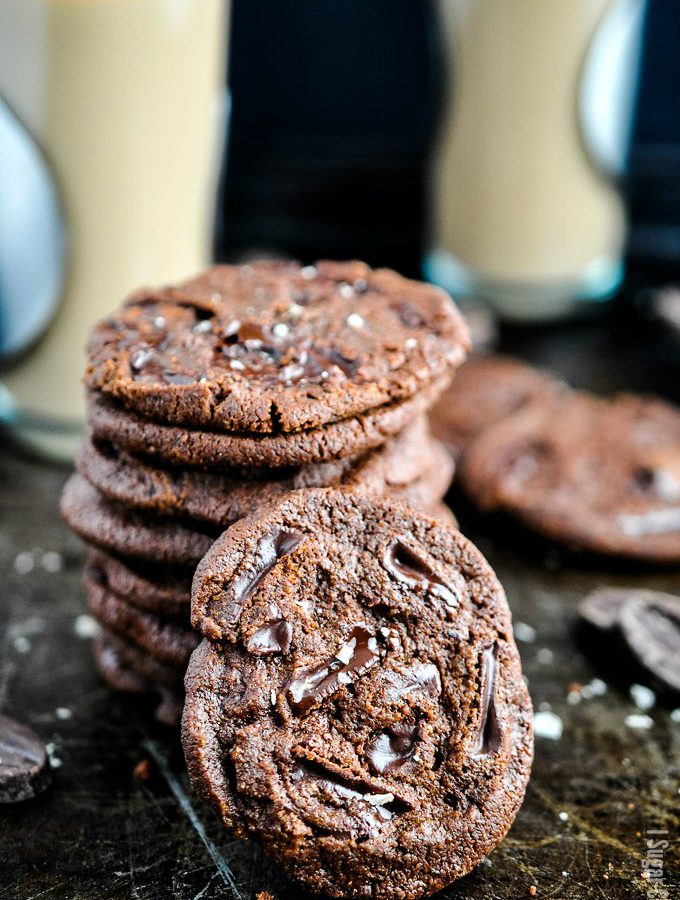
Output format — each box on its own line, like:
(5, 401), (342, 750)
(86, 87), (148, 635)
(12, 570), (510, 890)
(431, 0), (625, 303)
(0, 0), (228, 438)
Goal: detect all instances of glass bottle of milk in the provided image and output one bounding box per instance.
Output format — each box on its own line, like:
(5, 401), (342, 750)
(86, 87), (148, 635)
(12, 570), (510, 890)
(426, 0), (647, 322)
(0, 0), (229, 460)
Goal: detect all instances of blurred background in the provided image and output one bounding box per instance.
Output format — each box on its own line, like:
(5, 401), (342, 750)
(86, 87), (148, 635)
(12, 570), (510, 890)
(2, 0), (680, 458)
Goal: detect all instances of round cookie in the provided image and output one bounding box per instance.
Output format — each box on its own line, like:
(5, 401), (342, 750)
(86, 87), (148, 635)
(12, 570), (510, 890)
(77, 416), (452, 524)
(85, 260), (469, 435)
(94, 633), (183, 727)
(183, 489), (532, 900)
(61, 475), (219, 567)
(87, 550), (190, 617)
(429, 354), (559, 458)
(86, 378), (447, 471)
(459, 390), (680, 561)
(86, 568), (198, 668)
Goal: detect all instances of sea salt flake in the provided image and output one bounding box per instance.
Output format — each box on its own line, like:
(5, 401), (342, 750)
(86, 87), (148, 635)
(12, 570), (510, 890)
(14, 552), (34, 575)
(230, 360), (245, 371)
(335, 643), (353, 665)
(339, 283), (354, 298)
(56, 707), (72, 720)
(46, 742), (62, 768)
(670, 708), (680, 723)
(153, 316), (166, 329)
(533, 710), (563, 740)
(272, 323), (289, 337)
(629, 684), (655, 711)
(404, 338), (417, 349)
(74, 615), (100, 639)
(301, 266), (317, 280)
(364, 792), (394, 806)
(514, 622), (536, 643)
(559, 811), (569, 822)
(40, 551), (63, 573)
(193, 320), (212, 334)
(337, 672), (352, 685)
(346, 313), (364, 329)
(625, 713), (654, 731)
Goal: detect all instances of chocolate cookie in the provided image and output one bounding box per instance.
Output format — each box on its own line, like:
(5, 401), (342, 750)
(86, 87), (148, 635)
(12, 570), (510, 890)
(87, 550), (190, 617)
(87, 549), (194, 622)
(96, 628), (184, 690)
(77, 417), (452, 524)
(430, 355), (559, 458)
(459, 391), (680, 561)
(183, 489), (532, 900)
(85, 260), (469, 435)
(86, 568), (198, 668)
(87, 378), (448, 471)
(61, 475), (219, 567)
(94, 633), (183, 727)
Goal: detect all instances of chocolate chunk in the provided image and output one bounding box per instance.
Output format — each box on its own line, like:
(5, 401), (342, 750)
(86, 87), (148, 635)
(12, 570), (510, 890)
(245, 618), (293, 655)
(474, 644), (502, 757)
(383, 539), (458, 609)
(0, 715), (51, 803)
(579, 587), (631, 633)
(286, 626), (380, 714)
(368, 720), (419, 775)
(226, 529), (303, 625)
(291, 760), (410, 825)
(620, 593), (680, 694)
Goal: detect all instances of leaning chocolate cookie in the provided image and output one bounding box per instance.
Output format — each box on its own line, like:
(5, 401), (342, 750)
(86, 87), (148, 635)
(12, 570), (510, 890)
(183, 489), (532, 900)
(429, 354), (560, 458)
(86, 260), (469, 434)
(459, 391), (680, 561)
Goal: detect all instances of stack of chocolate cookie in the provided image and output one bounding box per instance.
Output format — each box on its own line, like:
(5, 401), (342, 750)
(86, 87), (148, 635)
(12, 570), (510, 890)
(62, 260), (470, 722)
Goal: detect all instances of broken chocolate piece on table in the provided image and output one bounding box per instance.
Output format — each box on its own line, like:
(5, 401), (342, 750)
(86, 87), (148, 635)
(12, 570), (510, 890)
(184, 488), (532, 900)
(0, 714), (52, 803)
(579, 587), (680, 697)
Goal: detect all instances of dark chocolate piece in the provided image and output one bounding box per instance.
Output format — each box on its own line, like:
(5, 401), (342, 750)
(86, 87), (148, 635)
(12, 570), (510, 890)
(620, 593), (680, 694)
(286, 625), (380, 714)
(383, 538), (458, 609)
(226, 529), (303, 625)
(0, 714), (51, 803)
(474, 644), (503, 757)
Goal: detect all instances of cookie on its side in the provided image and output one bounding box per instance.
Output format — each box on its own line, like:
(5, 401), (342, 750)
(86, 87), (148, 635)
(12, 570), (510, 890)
(183, 488), (532, 900)
(459, 391), (680, 561)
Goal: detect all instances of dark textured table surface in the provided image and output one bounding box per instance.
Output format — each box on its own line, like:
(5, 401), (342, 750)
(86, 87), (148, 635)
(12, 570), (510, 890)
(1, 309), (679, 900)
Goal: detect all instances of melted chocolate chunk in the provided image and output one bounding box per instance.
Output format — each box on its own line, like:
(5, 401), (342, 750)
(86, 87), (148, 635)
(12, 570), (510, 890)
(291, 760), (410, 824)
(226, 529), (303, 625)
(474, 644), (502, 757)
(286, 626), (380, 714)
(368, 720), (419, 775)
(384, 539), (458, 609)
(245, 619), (293, 655)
